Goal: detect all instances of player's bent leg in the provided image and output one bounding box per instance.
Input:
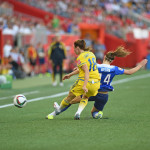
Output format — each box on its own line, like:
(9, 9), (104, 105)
(74, 95), (88, 120)
(46, 92), (75, 120)
(54, 102), (71, 114)
(55, 91), (76, 114)
(91, 93), (108, 119)
(70, 96), (81, 104)
(59, 91), (75, 108)
(54, 102), (61, 115)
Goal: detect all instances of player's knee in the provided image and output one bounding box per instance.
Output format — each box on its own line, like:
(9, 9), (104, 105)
(80, 99), (88, 105)
(66, 94), (75, 102)
(70, 99), (75, 104)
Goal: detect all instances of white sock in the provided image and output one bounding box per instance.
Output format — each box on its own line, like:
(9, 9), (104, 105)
(76, 104), (86, 115)
(49, 111), (57, 116)
(75, 99), (88, 115)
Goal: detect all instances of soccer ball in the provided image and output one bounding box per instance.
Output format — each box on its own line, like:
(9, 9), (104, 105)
(13, 94), (27, 108)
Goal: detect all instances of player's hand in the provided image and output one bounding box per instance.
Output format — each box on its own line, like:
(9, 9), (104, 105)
(73, 67), (78, 71)
(63, 74), (71, 80)
(139, 59), (147, 67)
(82, 86), (88, 93)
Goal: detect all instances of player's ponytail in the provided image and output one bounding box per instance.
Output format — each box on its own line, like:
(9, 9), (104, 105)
(105, 46), (131, 62)
(74, 40), (92, 51)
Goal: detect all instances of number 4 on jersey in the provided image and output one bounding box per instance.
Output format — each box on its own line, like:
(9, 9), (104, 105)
(104, 74), (111, 84)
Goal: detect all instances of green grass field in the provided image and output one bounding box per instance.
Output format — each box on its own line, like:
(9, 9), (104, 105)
(0, 70), (150, 150)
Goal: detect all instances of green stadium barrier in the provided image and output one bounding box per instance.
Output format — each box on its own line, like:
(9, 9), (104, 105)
(0, 75), (13, 89)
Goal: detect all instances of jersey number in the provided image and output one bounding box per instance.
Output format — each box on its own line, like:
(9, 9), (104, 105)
(88, 58), (97, 72)
(104, 74), (111, 84)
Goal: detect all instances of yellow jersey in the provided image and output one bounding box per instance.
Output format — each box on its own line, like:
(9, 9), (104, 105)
(77, 51), (100, 80)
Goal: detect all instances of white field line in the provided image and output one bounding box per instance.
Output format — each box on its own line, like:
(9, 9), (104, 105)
(0, 73), (150, 109)
(0, 92), (69, 108)
(0, 91), (39, 101)
(112, 73), (150, 85)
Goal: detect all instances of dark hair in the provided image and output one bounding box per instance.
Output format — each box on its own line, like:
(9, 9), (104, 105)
(74, 40), (92, 51)
(105, 46), (131, 62)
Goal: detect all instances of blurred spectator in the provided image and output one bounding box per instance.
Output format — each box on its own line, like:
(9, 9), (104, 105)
(3, 40), (12, 58)
(48, 35), (67, 86)
(9, 47), (20, 63)
(0, 1), (13, 16)
(121, 21), (132, 40)
(27, 44), (37, 76)
(0, 18), (3, 28)
(67, 19), (80, 35)
(3, 22), (15, 36)
(93, 40), (106, 63)
(53, 27), (65, 35)
(146, 46), (150, 70)
(8, 55), (25, 79)
(135, 18), (144, 28)
(44, 14), (51, 25)
(19, 22), (32, 34)
(36, 42), (46, 74)
(52, 15), (60, 29)
(84, 33), (93, 47)
(4, 47), (26, 78)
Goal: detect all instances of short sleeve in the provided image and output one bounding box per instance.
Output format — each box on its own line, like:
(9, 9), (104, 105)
(97, 64), (101, 73)
(77, 55), (86, 67)
(115, 66), (124, 75)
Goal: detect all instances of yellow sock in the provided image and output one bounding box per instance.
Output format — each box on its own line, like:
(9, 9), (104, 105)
(76, 98), (88, 115)
(52, 72), (55, 82)
(60, 97), (70, 109)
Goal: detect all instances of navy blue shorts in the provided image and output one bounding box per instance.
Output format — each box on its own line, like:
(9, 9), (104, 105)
(39, 58), (45, 65)
(88, 93), (108, 111)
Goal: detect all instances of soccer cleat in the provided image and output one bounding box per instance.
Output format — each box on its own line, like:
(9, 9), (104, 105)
(46, 114), (54, 120)
(59, 82), (64, 87)
(94, 111), (103, 119)
(74, 113), (80, 120)
(54, 102), (61, 115)
(52, 81), (57, 86)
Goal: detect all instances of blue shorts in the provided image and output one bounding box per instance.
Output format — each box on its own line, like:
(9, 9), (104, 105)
(39, 58), (45, 65)
(88, 93), (108, 111)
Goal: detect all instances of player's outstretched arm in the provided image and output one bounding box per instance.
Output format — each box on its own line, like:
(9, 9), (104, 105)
(124, 59), (147, 75)
(63, 68), (79, 80)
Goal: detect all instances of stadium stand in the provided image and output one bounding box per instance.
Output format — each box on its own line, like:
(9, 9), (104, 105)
(0, 0), (149, 80)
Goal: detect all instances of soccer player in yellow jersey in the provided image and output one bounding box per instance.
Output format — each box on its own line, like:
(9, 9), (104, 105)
(46, 39), (100, 120)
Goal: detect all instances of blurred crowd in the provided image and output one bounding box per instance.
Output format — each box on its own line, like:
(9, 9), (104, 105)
(1, 39), (48, 79)
(18, 0), (150, 17)
(1, 0), (149, 39)
(0, 0), (150, 81)
(15, 0), (149, 38)
(0, 2), (80, 38)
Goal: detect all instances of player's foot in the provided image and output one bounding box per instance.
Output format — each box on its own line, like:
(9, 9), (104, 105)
(59, 82), (64, 86)
(94, 111), (103, 119)
(46, 114), (54, 120)
(52, 81), (57, 86)
(54, 102), (61, 115)
(74, 113), (80, 120)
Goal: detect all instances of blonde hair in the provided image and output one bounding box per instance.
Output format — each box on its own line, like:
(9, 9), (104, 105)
(105, 46), (131, 62)
(74, 40), (92, 51)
